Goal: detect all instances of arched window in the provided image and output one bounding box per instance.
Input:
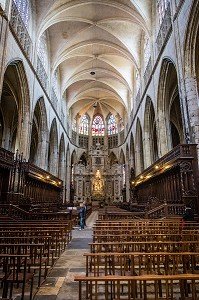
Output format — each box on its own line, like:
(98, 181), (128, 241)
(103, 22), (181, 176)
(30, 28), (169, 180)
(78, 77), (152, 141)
(37, 32), (48, 69)
(52, 69), (59, 96)
(108, 114), (118, 135)
(92, 115), (105, 136)
(79, 115), (89, 135)
(13, 0), (30, 28)
(157, 0), (170, 25)
(135, 70), (140, 96)
(144, 35), (150, 69)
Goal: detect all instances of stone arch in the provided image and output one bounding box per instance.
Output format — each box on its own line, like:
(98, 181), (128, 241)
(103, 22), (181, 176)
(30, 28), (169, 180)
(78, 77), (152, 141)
(48, 118), (58, 176)
(135, 118), (144, 175)
(119, 149), (125, 164)
(157, 58), (184, 156)
(183, 2), (199, 148)
(58, 133), (66, 180)
(29, 97), (48, 169)
(0, 60), (30, 156)
(108, 152), (118, 166)
(79, 152), (88, 166)
(130, 132), (135, 172)
(144, 96), (158, 167)
(184, 2), (199, 81)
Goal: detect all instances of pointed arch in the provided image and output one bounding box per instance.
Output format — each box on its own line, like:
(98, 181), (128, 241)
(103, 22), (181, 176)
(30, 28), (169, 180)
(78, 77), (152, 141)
(79, 152), (88, 166)
(79, 114), (89, 135)
(119, 149), (125, 164)
(183, 2), (199, 149)
(92, 114), (105, 136)
(58, 133), (66, 180)
(144, 96), (158, 167)
(135, 118), (144, 175)
(108, 152), (118, 166)
(48, 118), (58, 176)
(29, 97), (48, 169)
(107, 114), (118, 135)
(157, 58), (184, 156)
(130, 132), (135, 172)
(1, 60), (30, 157)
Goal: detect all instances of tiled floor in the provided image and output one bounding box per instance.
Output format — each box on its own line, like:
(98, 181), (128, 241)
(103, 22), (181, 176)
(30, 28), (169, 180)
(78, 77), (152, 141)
(33, 211), (98, 300)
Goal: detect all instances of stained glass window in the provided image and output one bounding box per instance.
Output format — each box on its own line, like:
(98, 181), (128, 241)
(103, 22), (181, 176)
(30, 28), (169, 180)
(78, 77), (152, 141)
(108, 114), (118, 135)
(144, 36), (150, 69)
(157, 0), (170, 25)
(37, 32), (48, 69)
(52, 69), (58, 96)
(79, 115), (89, 135)
(92, 115), (105, 136)
(13, 0), (30, 28)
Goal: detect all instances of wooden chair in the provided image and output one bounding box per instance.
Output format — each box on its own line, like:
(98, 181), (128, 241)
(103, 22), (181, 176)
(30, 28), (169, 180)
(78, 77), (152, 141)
(0, 254), (34, 300)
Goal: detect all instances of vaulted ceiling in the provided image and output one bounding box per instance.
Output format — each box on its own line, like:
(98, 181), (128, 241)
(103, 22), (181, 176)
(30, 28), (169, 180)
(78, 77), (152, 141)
(35, 0), (152, 122)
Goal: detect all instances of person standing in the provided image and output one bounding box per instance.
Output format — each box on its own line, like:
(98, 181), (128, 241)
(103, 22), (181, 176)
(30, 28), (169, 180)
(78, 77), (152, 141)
(78, 203), (85, 230)
(83, 201), (87, 227)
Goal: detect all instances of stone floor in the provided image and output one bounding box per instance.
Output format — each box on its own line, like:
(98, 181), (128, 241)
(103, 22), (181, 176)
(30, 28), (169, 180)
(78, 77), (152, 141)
(33, 211), (98, 300)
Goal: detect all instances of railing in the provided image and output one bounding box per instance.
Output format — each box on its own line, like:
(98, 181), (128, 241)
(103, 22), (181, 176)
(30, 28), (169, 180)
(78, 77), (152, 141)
(0, 204), (30, 220)
(135, 88), (140, 111)
(156, 3), (172, 56)
(36, 55), (48, 90)
(143, 57), (152, 87)
(145, 202), (184, 219)
(10, 1), (32, 59)
(61, 110), (65, 124)
(0, 204), (71, 220)
(51, 88), (58, 110)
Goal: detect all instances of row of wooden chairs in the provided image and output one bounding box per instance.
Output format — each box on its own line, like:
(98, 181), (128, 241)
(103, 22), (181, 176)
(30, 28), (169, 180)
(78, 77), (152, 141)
(89, 240), (199, 253)
(0, 219), (73, 299)
(84, 251), (199, 276)
(75, 213), (199, 299)
(74, 273), (199, 300)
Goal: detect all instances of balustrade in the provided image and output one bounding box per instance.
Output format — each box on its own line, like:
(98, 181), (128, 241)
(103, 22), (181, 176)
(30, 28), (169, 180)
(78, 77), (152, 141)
(10, 0), (32, 58)
(156, 3), (172, 56)
(36, 56), (48, 90)
(143, 57), (152, 87)
(51, 88), (58, 110)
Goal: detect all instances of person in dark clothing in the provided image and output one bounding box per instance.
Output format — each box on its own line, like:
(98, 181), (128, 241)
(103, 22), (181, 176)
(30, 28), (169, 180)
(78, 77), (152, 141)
(83, 201), (87, 227)
(78, 203), (85, 230)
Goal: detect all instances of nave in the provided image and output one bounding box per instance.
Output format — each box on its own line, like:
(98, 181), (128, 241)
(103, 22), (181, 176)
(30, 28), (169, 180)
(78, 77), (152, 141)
(33, 211), (98, 300)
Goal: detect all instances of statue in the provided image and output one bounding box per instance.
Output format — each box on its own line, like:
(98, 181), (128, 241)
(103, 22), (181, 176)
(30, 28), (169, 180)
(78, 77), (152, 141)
(93, 169), (104, 194)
